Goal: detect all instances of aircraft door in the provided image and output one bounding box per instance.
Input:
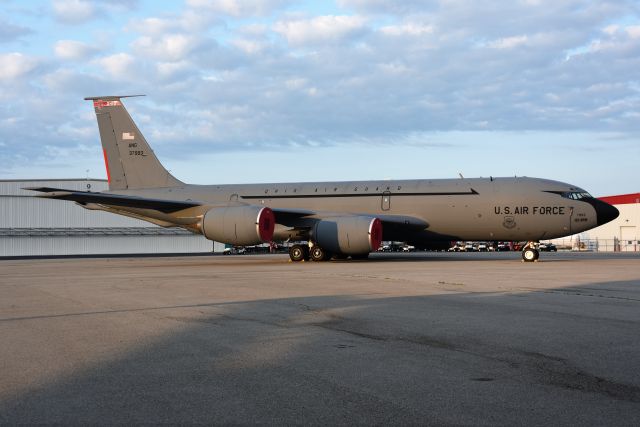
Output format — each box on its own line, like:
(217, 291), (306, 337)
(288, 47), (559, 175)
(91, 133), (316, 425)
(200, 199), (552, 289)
(381, 191), (391, 211)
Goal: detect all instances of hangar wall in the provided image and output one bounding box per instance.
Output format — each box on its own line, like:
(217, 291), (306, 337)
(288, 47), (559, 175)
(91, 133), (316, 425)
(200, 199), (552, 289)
(0, 179), (221, 256)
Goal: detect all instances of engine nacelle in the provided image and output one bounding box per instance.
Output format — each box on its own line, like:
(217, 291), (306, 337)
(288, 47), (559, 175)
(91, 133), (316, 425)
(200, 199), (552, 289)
(201, 205), (275, 246)
(313, 216), (382, 255)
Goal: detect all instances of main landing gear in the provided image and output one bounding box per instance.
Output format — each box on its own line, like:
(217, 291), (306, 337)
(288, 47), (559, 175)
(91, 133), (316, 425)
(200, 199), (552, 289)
(521, 241), (540, 262)
(309, 246), (332, 262)
(289, 244), (309, 262)
(288, 243), (338, 262)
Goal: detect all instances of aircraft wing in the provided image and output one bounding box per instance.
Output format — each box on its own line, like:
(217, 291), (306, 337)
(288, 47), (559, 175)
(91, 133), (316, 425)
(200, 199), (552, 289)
(374, 214), (428, 230)
(269, 207), (429, 233)
(25, 187), (201, 213)
(27, 187), (430, 238)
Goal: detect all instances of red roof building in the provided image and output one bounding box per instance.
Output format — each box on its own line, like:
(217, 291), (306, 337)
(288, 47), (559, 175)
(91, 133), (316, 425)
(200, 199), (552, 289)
(599, 193), (640, 206)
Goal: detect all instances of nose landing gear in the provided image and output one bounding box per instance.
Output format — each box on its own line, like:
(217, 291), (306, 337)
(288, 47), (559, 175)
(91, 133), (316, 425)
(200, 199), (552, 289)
(521, 241), (540, 262)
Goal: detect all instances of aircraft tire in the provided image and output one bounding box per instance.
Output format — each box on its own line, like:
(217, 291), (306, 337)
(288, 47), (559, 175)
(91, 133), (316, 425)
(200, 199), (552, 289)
(289, 244), (307, 262)
(522, 248), (539, 262)
(310, 246), (330, 261)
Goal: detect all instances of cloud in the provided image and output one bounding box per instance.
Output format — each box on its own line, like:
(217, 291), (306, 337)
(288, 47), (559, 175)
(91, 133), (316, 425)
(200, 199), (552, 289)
(1, 0), (640, 180)
(486, 35), (528, 49)
(92, 53), (136, 79)
(336, 0), (431, 15)
(132, 34), (201, 62)
(156, 61), (193, 81)
(128, 9), (222, 36)
(0, 18), (32, 43)
(53, 0), (139, 25)
(0, 53), (38, 81)
(627, 25), (640, 39)
(54, 40), (99, 60)
(380, 23), (433, 36)
(186, 0), (290, 17)
(273, 15), (368, 46)
(52, 0), (96, 24)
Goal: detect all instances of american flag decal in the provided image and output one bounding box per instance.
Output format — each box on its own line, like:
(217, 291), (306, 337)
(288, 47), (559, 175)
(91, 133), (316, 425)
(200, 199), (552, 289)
(122, 132), (135, 140)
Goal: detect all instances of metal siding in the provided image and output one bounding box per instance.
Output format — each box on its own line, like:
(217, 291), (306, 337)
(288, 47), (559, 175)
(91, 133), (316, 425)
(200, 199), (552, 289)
(0, 235), (213, 256)
(0, 197), (155, 228)
(0, 179), (108, 196)
(1, 179), (150, 228)
(0, 179), (218, 256)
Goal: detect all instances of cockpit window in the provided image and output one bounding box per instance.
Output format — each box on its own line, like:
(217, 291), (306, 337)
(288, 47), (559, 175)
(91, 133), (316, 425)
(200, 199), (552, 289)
(560, 191), (593, 200)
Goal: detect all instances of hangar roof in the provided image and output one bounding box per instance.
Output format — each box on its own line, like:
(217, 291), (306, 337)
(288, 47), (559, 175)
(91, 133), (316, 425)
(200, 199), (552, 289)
(599, 193), (640, 205)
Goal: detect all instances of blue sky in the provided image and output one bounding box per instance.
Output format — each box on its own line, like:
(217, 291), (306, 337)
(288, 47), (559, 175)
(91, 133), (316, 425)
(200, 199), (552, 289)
(1, 0), (639, 196)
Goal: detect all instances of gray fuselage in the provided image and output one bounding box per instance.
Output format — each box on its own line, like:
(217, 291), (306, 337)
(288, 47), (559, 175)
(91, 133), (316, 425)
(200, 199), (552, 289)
(112, 176), (609, 245)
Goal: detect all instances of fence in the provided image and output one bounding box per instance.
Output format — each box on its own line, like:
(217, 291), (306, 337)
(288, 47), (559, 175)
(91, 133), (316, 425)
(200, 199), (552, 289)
(546, 237), (639, 252)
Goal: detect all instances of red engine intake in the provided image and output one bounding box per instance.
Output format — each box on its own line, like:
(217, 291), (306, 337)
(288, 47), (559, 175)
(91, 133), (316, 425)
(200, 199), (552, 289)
(201, 205), (274, 246)
(369, 217), (382, 251)
(313, 216), (383, 255)
(257, 207), (275, 242)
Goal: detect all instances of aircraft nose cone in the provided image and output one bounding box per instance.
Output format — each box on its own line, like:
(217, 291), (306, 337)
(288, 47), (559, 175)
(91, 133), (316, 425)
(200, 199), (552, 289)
(593, 199), (619, 225)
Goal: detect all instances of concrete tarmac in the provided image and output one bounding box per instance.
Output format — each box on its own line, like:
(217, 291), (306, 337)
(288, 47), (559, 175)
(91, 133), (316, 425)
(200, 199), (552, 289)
(1, 252), (639, 425)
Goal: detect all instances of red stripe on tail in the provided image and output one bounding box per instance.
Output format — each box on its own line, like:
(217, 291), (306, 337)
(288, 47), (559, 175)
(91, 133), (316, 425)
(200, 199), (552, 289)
(102, 149), (111, 183)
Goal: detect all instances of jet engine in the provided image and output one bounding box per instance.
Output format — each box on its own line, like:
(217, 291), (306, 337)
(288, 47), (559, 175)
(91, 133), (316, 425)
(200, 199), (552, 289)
(313, 216), (382, 255)
(200, 205), (275, 246)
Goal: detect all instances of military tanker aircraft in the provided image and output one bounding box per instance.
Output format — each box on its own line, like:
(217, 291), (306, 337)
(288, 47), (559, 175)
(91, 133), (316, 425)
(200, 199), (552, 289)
(28, 96), (619, 262)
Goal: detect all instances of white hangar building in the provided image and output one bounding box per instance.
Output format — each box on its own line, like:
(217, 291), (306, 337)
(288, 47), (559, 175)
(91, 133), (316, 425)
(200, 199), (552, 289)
(0, 179), (222, 257)
(592, 193), (640, 251)
(550, 192), (640, 252)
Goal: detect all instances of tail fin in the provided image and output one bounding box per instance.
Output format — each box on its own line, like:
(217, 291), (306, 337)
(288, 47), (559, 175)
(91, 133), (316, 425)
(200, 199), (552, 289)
(84, 95), (183, 190)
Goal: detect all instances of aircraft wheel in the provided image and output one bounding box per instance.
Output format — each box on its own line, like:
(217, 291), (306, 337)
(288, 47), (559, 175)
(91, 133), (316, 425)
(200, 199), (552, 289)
(522, 248), (539, 262)
(289, 244), (307, 262)
(310, 246), (329, 262)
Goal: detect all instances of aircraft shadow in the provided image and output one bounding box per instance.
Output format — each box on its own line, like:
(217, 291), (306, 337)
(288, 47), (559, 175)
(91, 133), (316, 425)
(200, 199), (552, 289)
(1, 281), (640, 425)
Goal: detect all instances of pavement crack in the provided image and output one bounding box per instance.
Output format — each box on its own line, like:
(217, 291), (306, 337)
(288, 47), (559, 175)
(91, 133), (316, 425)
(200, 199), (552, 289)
(500, 347), (640, 403)
(534, 360), (640, 402)
(313, 322), (389, 341)
(520, 287), (640, 303)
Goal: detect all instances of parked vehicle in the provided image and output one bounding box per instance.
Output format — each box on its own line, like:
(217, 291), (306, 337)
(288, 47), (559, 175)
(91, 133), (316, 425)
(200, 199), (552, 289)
(497, 242), (511, 252)
(512, 242), (526, 251)
(223, 247), (246, 255)
(539, 242), (558, 252)
(448, 241), (464, 252)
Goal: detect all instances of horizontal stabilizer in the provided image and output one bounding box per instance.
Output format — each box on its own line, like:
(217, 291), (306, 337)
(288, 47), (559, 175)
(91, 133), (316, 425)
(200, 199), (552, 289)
(26, 187), (200, 213)
(83, 95), (145, 100)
